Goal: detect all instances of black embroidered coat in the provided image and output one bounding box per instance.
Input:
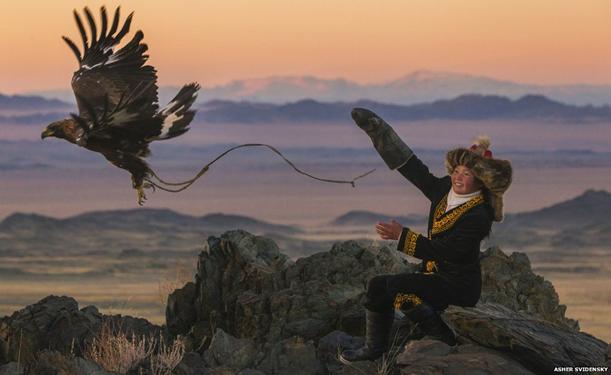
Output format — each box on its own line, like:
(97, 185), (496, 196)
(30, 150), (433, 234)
(396, 154), (494, 307)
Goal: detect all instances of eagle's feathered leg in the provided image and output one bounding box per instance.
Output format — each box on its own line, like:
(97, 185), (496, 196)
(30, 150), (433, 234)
(131, 170), (157, 205)
(101, 150), (153, 205)
(132, 175), (148, 205)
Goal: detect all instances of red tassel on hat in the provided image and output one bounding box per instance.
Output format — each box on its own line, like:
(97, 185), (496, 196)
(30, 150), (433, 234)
(470, 136), (493, 159)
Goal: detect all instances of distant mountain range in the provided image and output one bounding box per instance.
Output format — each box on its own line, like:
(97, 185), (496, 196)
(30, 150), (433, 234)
(25, 71), (611, 106)
(198, 95), (611, 123)
(0, 93), (72, 111)
(0, 209), (300, 238)
(3, 94), (611, 126)
(0, 209), (302, 260)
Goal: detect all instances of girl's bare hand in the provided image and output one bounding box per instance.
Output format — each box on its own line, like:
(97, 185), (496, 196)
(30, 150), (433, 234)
(375, 220), (403, 240)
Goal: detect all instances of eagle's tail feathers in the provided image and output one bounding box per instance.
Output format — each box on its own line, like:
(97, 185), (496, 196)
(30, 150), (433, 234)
(156, 83), (200, 140)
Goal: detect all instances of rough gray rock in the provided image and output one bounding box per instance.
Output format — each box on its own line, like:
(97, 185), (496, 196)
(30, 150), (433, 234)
(167, 230), (413, 345)
(316, 330), (364, 373)
(0, 356), (112, 375)
(0, 295), (161, 365)
(396, 340), (535, 374)
(166, 282), (197, 335)
(200, 329), (322, 375)
(0, 296), (100, 363)
(72, 357), (115, 375)
(204, 329), (259, 369)
(174, 352), (209, 375)
(256, 336), (322, 375)
(480, 247), (578, 329)
(21, 350), (115, 375)
(0, 362), (22, 375)
(445, 303), (608, 373)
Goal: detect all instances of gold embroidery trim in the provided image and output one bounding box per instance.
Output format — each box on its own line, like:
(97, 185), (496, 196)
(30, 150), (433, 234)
(393, 293), (423, 310)
(403, 230), (420, 256)
(431, 194), (484, 235)
(425, 260), (438, 273)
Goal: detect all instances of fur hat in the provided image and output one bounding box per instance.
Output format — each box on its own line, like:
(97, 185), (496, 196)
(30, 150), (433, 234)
(445, 136), (512, 222)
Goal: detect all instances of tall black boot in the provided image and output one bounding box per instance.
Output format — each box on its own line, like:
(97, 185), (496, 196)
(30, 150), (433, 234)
(402, 302), (456, 346)
(339, 309), (393, 363)
(418, 314), (456, 346)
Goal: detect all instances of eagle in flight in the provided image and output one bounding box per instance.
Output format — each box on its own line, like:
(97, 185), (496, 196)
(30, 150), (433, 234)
(41, 6), (200, 205)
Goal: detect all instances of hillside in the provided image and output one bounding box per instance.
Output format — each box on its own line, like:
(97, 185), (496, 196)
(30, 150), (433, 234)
(0, 209), (300, 258)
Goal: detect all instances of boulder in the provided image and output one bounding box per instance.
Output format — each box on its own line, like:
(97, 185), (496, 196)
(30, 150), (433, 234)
(0, 363), (22, 375)
(204, 329), (259, 369)
(480, 247), (578, 329)
(0, 295), (161, 365)
(0, 296), (100, 363)
(167, 230), (413, 345)
(255, 336), (321, 375)
(396, 340), (535, 374)
(444, 303), (608, 373)
(174, 352), (210, 375)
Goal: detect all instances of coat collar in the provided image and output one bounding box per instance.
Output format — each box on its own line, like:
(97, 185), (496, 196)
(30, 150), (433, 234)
(429, 193), (484, 237)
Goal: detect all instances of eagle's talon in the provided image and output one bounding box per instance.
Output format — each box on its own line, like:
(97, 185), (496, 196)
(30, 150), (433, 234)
(136, 186), (147, 206)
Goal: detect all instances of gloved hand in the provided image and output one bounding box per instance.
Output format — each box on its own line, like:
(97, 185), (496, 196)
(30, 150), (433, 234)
(351, 108), (413, 170)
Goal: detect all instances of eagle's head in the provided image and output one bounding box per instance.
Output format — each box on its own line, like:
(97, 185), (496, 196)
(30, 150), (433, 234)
(41, 119), (79, 143)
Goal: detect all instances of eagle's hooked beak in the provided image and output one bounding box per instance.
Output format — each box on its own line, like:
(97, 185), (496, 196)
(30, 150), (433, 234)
(41, 128), (55, 139)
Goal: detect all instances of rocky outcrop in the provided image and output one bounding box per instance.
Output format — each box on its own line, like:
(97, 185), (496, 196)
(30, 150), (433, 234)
(445, 303), (607, 373)
(395, 339), (536, 374)
(167, 230), (414, 344)
(0, 352), (114, 375)
(166, 230), (608, 374)
(0, 295), (161, 365)
(479, 247), (578, 329)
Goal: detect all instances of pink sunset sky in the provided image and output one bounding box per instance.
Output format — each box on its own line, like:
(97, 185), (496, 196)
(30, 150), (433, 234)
(1, 0), (610, 93)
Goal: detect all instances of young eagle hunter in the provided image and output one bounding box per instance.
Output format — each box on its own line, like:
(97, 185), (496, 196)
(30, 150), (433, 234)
(41, 6), (200, 205)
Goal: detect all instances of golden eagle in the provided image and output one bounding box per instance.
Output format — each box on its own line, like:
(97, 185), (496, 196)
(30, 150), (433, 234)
(41, 6), (200, 205)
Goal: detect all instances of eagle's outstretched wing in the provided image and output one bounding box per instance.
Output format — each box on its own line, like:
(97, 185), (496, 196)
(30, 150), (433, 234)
(62, 6), (160, 141)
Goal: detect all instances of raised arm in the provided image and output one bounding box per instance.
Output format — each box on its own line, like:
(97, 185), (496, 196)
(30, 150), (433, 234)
(397, 155), (450, 202)
(351, 107), (448, 201)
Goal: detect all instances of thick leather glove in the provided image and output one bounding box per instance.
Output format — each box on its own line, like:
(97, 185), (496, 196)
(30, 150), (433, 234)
(351, 107), (413, 169)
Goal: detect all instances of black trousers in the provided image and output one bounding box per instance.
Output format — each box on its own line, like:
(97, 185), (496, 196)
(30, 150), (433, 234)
(364, 272), (454, 314)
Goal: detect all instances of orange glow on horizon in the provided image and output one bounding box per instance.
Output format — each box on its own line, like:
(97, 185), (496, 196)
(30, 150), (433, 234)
(1, 0), (610, 93)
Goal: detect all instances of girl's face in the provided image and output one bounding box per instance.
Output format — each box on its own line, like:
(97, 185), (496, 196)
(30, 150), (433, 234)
(451, 165), (481, 194)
